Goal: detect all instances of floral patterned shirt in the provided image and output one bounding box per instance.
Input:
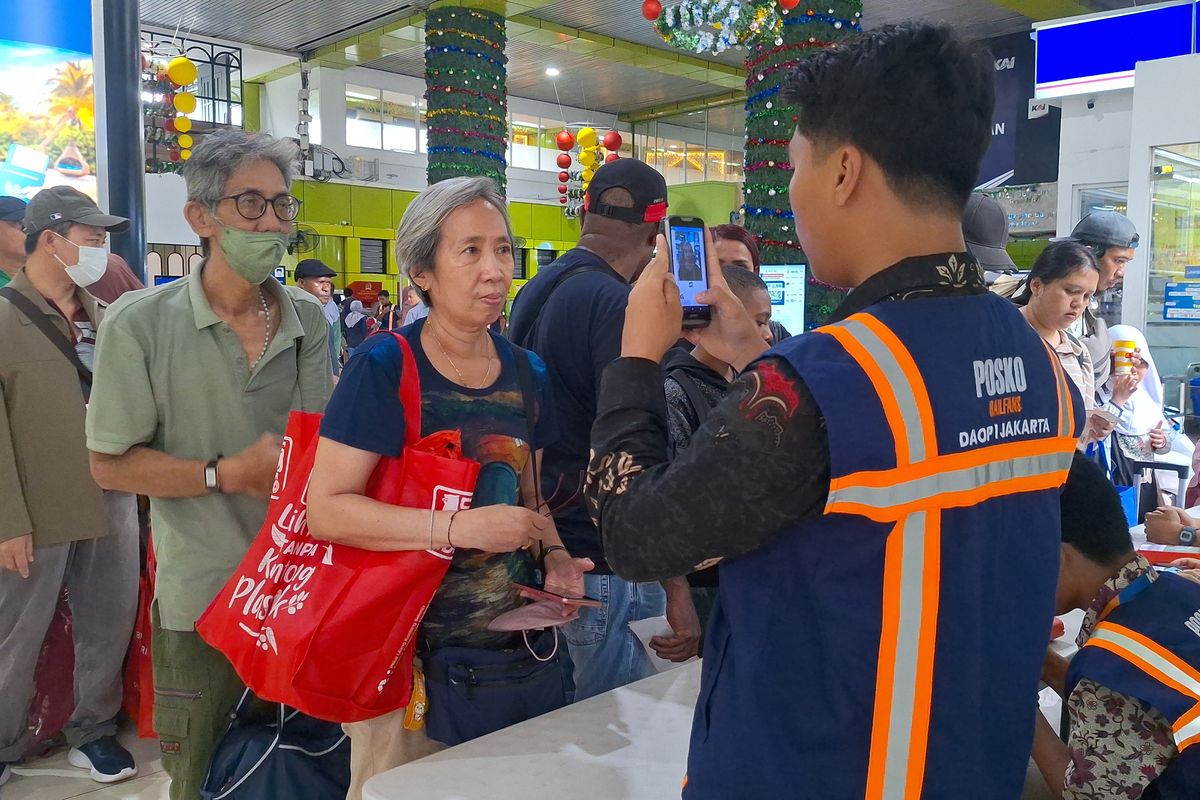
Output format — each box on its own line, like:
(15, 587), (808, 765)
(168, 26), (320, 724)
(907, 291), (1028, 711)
(1064, 555), (1178, 799)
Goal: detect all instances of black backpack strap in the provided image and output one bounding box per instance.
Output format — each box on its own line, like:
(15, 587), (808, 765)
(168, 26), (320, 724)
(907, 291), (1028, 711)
(0, 286), (94, 392)
(510, 262), (603, 347)
(511, 343), (544, 516)
(667, 367), (713, 428)
(511, 344), (538, 446)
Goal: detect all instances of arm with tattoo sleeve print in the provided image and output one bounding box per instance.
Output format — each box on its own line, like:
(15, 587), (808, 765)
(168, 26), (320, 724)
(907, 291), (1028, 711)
(586, 356), (830, 582)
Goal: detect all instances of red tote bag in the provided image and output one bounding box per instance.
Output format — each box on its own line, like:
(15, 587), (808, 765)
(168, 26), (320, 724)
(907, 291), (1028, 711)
(197, 333), (479, 723)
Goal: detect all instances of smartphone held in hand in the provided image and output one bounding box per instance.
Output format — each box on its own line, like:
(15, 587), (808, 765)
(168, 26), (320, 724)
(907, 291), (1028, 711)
(663, 215), (711, 328)
(513, 582), (602, 608)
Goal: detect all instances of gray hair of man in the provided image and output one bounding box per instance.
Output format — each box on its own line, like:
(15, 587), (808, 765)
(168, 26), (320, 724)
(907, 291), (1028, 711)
(394, 177), (512, 308)
(182, 129), (299, 209)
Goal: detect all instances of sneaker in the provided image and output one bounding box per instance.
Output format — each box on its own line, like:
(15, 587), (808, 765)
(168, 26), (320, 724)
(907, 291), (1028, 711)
(67, 737), (137, 784)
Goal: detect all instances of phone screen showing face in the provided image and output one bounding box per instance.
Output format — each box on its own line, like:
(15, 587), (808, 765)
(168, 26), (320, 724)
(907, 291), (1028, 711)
(665, 217), (710, 324)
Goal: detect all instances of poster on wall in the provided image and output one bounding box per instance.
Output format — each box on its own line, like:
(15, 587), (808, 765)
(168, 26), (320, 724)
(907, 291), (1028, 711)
(977, 31), (1061, 190)
(760, 264), (806, 336)
(0, 0), (98, 200)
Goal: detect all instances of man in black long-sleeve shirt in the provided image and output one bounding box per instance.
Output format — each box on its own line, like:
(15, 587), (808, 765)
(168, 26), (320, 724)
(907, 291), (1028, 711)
(586, 22), (1080, 800)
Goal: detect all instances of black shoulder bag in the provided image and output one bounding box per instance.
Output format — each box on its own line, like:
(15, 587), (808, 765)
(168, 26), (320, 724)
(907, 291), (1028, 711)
(419, 345), (571, 747)
(0, 286), (93, 400)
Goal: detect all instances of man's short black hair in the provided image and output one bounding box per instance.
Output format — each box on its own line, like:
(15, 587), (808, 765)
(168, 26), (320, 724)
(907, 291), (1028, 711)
(24, 221), (75, 256)
(780, 21), (994, 213)
(1061, 452), (1134, 566)
(722, 265), (768, 300)
(378, 289), (390, 298)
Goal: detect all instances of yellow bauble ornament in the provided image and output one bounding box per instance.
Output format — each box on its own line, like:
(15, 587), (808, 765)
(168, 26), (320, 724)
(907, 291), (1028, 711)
(174, 116), (192, 133)
(177, 134), (193, 148)
(173, 92), (197, 114)
(180, 149), (192, 160)
(167, 56), (198, 87)
(577, 148), (597, 167)
(577, 127), (597, 149)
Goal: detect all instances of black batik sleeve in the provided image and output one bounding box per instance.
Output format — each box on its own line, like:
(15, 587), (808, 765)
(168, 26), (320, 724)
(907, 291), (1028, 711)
(586, 355), (830, 582)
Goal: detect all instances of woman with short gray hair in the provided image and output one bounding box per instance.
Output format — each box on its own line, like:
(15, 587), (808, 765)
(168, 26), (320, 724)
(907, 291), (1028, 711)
(307, 177), (591, 799)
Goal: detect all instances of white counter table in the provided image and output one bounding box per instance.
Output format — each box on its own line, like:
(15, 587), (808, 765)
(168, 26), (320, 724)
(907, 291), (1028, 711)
(362, 663), (700, 800)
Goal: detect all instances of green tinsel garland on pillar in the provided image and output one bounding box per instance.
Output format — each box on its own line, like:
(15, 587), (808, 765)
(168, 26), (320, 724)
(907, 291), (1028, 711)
(424, 7), (509, 193)
(743, 2), (862, 329)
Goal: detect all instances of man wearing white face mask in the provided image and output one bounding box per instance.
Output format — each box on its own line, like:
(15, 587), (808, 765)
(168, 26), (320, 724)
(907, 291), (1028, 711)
(0, 187), (141, 788)
(86, 130), (333, 799)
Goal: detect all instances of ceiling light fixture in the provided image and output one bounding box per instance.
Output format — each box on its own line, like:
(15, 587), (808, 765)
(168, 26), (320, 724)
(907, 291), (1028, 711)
(545, 67), (560, 77)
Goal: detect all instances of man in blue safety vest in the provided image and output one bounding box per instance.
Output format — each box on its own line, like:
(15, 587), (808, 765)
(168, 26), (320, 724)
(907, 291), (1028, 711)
(1034, 454), (1200, 799)
(584, 21), (1083, 799)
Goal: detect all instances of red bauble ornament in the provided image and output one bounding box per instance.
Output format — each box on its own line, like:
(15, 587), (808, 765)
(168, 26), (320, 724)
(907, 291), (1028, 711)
(605, 153), (620, 164)
(603, 130), (623, 151)
(780, 0), (801, 7)
(556, 153), (572, 169)
(642, 0), (662, 21)
(557, 184), (568, 195)
(164, 118), (177, 133)
(555, 130), (575, 151)
(169, 150), (181, 162)
(558, 171), (570, 182)
(560, 196), (568, 204)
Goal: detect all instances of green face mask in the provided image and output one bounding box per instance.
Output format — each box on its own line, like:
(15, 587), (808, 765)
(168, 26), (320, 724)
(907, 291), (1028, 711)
(218, 225), (289, 284)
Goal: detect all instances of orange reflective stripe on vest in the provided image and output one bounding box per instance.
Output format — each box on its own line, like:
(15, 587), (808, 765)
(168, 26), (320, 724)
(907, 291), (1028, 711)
(818, 313), (1075, 800)
(1085, 622), (1200, 750)
(1038, 338), (1075, 439)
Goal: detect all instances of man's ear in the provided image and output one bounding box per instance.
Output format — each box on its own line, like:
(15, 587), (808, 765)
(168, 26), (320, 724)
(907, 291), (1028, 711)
(831, 144), (865, 208)
(184, 201), (217, 240)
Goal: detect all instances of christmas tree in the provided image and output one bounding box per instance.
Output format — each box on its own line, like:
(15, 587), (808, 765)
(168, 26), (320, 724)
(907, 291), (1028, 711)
(424, 7), (509, 194)
(742, 2), (862, 328)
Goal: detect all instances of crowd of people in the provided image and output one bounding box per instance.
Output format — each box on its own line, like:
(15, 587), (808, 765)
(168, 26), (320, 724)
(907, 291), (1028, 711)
(1, 18), (1198, 800)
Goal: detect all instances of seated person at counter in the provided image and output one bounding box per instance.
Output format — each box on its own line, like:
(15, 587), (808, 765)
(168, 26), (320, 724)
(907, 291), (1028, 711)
(1145, 506), (1199, 547)
(1034, 454), (1200, 799)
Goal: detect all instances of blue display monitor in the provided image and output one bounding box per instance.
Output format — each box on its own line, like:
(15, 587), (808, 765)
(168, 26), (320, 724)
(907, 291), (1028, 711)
(1035, 2), (1197, 98)
(759, 264), (806, 336)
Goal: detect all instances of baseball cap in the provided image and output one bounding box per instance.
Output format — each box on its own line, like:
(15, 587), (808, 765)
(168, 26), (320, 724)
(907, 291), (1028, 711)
(294, 258), (336, 280)
(22, 186), (129, 235)
(1070, 211), (1139, 250)
(962, 193), (1016, 273)
(583, 159), (668, 224)
(0, 196), (26, 223)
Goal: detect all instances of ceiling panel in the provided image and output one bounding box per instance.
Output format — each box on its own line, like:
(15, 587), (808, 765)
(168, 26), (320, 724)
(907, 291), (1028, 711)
(144, 0), (1149, 123)
(361, 37), (729, 116)
(521, 0), (749, 68)
(141, 0), (426, 52)
(524, 0), (1035, 67)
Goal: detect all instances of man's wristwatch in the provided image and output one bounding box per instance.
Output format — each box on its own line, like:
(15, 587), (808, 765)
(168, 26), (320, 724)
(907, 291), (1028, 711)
(204, 458), (221, 494)
(1180, 526), (1197, 546)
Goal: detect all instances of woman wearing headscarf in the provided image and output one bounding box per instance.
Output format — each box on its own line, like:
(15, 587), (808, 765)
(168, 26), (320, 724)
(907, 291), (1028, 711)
(1100, 324), (1196, 509)
(342, 299), (370, 350)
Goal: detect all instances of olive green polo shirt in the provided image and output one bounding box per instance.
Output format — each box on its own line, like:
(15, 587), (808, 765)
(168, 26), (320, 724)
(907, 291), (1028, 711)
(86, 264), (332, 631)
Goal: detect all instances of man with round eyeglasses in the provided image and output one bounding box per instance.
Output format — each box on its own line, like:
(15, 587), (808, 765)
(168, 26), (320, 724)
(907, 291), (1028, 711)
(85, 130), (333, 799)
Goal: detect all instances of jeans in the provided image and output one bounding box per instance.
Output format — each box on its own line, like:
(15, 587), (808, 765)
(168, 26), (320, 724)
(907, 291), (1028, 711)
(0, 491), (139, 762)
(561, 573), (666, 702)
